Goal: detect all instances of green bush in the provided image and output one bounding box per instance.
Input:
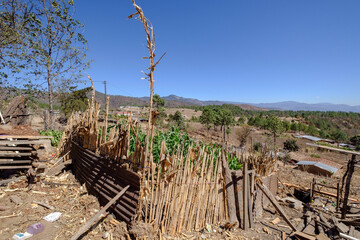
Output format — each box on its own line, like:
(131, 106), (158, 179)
(310, 154), (321, 158)
(283, 139), (299, 152)
(39, 129), (63, 147)
(253, 142), (262, 152)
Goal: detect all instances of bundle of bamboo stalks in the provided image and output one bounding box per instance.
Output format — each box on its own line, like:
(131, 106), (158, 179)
(140, 142), (227, 234)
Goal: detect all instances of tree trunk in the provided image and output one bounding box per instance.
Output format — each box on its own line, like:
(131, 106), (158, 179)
(273, 133), (276, 146)
(47, 61), (53, 130)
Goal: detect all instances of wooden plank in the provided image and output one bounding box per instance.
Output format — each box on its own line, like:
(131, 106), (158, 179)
(0, 146), (33, 151)
(0, 135), (53, 139)
(0, 160), (32, 164)
(256, 182), (297, 231)
(0, 140), (44, 146)
(0, 152), (35, 157)
(0, 165), (32, 169)
(45, 160), (72, 176)
(70, 185), (130, 240)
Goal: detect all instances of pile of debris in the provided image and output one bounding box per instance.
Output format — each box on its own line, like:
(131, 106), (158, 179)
(275, 179), (360, 240)
(1, 96), (30, 125)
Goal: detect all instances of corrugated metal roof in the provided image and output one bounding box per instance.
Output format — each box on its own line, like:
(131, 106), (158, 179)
(295, 135), (323, 142)
(297, 161), (338, 174)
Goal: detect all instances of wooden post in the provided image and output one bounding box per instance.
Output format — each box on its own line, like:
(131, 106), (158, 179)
(242, 161), (249, 230)
(256, 182), (297, 232)
(248, 171), (254, 228)
(336, 182), (340, 212)
(341, 154), (356, 219)
(310, 178), (315, 202)
(221, 152), (239, 228)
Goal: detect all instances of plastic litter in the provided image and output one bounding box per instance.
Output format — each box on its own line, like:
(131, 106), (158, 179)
(44, 212), (62, 222)
(27, 223), (45, 235)
(12, 232), (33, 240)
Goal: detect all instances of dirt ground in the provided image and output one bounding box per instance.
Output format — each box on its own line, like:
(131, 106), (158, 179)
(0, 125), (40, 136)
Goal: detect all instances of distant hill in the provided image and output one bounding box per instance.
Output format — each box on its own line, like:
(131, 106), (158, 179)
(92, 91), (360, 113)
(94, 92), (265, 111)
(252, 101), (360, 113)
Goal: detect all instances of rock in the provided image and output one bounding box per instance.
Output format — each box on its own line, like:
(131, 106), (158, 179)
(281, 197), (303, 209)
(102, 232), (109, 239)
(10, 195), (23, 205)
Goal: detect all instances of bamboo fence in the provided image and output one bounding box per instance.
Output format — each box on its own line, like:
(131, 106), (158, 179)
(57, 99), (228, 234)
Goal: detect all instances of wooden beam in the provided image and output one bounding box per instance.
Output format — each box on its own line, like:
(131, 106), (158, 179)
(0, 140), (44, 146)
(256, 182), (297, 232)
(281, 182), (359, 203)
(0, 152), (35, 157)
(342, 154), (356, 219)
(306, 143), (360, 156)
(0, 160), (32, 164)
(0, 165), (32, 169)
(0, 146), (33, 151)
(0, 135), (53, 140)
(70, 185), (130, 240)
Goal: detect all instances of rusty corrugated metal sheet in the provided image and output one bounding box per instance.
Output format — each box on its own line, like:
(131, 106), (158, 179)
(71, 142), (140, 223)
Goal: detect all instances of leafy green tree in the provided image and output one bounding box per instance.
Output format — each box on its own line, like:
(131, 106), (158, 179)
(0, 0), (38, 87)
(217, 109), (234, 142)
(282, 120), (291, 131)
(237, 115), (245, 125)
(59, 87), (91, 118)
(30, 0), (89, 128)
(169, 110), (185, 130)
(200, 108), (215, 130)
(290, 123), (299, 132)
(266, 116), (284, 145)
(330, 129), (349, 146)
(153, 94), (165, 108)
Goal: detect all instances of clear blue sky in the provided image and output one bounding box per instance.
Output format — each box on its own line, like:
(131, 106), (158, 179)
(74, 0), (360, 105)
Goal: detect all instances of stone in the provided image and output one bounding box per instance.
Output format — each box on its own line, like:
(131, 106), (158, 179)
(281, 197), (303, 209)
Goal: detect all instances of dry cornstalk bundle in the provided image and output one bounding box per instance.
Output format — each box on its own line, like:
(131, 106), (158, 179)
(238, 145), (278, 176)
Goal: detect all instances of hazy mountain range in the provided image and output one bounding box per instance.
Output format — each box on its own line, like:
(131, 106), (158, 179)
(95, 91), (360, 113)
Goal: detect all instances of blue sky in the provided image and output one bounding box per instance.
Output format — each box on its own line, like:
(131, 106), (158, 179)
(74, 0), (360, 105)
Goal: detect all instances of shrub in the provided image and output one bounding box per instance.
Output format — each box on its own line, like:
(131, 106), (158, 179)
(253, 142), (262, 152)
(310, 154), (321, 158)
(283, 139), (299, 152)
(39, 129), (63, 147)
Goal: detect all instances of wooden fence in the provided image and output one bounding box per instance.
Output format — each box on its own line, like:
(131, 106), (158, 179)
(57, 100), (278, 235)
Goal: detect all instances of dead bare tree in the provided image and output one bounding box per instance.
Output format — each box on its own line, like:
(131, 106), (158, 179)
(128, 0), (166, 164)
(129, 0), (166, 221)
